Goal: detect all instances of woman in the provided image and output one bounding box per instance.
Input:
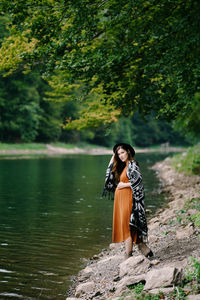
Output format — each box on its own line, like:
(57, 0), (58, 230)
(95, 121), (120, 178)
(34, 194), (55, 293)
(104, 143), (153, 259)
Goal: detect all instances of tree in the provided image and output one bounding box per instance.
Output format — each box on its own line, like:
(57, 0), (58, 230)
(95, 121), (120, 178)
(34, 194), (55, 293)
(0, 0), (199, 136)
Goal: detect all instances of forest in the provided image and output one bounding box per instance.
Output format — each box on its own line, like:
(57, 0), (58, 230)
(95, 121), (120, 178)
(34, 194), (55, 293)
(0, 0), (199, 147)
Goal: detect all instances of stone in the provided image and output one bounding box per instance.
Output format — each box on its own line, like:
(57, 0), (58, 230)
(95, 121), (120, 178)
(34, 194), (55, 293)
(158, 208), (176, 224)
(109, 243), (121, 250)
(187, 295), (200, 300)
(176, 224), (194, 239)
(115, 274), (146, 296)
(97, 255), (122, 265)
(148, 222), (160, 231)
(167, 259), (187, 269)
(114, 285), (130, 297)
(119, 255), (150, 278)
(188, 209), (198, 216)
(150, 259), (160, 266)
(148, 217), (160, 230)
(144, 267), (183, 291)
(79, 266), (93, 281)
(66, 298), (78, 300)
(124, 295), (137, 300)
(75, 281), (95, 297)
(148, 287), (174, 294)
(168, 199), (185, 210)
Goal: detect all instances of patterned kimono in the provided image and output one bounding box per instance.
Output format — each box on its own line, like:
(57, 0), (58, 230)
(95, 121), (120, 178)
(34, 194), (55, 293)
(104, 160), (148, 241)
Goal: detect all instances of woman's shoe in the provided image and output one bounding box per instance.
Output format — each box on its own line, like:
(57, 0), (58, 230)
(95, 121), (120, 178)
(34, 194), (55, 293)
(138, 243), (153, 258)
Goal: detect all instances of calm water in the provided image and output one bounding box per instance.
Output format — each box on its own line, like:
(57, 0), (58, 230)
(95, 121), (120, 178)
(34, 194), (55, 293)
(0, 153), (170, 299)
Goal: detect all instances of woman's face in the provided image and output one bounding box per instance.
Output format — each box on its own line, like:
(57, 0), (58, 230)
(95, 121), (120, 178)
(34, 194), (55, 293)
(117, 147), (129, 163)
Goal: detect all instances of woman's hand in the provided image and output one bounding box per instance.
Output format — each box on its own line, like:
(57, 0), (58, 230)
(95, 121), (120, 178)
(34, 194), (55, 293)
(117, 182), (131, 189)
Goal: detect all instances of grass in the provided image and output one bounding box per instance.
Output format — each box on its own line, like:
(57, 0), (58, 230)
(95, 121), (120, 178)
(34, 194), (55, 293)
(0, 143), (47, 150)
(170, 143), (200, 175)
(0, 142), (108, 151)
(49, 142), (77, 149)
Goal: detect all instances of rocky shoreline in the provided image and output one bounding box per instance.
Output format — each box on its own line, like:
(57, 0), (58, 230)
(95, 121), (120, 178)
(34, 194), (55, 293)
(67, 156), (200, 300)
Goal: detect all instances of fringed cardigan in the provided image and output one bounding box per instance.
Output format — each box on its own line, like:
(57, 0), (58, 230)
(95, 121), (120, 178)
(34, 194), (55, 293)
(103, 160), (148, 241)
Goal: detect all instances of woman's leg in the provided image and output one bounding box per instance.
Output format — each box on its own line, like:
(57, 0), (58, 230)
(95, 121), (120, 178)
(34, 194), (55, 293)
(125, 236), (133, 258)
(138, 242), (153, 257)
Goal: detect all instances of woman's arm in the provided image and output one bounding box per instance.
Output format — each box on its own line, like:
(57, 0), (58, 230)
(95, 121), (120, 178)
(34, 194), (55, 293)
(117, 182), (131, 189)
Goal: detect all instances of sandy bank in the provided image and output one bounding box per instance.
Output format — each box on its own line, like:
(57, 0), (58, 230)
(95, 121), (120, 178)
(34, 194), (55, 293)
(0, 144), (185, 158)
(67, 157), (200, 300)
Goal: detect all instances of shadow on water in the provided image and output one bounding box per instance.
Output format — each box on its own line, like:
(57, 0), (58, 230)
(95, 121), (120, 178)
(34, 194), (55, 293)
(0, 152), (173, 299)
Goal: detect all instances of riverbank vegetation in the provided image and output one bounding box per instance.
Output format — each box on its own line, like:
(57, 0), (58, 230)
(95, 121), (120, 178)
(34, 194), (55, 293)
(171, 143), (200, 175)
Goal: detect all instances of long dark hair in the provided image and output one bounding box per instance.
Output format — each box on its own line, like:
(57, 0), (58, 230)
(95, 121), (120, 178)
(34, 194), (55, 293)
(112, 145), (135, 183)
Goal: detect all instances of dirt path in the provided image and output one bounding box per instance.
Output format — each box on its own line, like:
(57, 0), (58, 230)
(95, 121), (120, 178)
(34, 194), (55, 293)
(67, 157), (200, 300)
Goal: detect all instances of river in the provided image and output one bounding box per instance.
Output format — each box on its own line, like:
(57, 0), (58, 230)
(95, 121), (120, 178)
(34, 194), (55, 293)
(0, 153), (170, 299)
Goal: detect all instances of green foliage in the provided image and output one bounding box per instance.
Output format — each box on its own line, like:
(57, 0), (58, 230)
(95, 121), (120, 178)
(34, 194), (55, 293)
(171, 287), (187, 299)
(175, 93), (200, 138)
(174, 197), (200, 228)
(0, 143), (46, 150)
(175, 209), (186, 225)
(182, 256), (200, 296)
(0, 72), (40, 142)
(0, 1), (200, 135)
(0, 70), (62, 142)
(191, 212), (200, 228)
(133, 282), (144, 295)
(184, 198), (200, 211)
(134, 292), (163, 300)
(171, 143), (200, 175)
(185, 257), (200, 284)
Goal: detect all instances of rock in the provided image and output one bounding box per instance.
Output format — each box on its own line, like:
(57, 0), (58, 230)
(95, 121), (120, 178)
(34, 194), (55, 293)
(92, 254), (99, 260)
(83, 266), (93, 274)
(124, 295), (137, 300)
(187, 295), (200, 300)
(144, 267), (183, 291)
(168, 199), (185, 210)
(158, 208), (176, 224)
(66, 298), (78, 300)
(176, 224), (194, 239)
(150, 259), (160, 266)
(109, 243), (121, 250)
(79, 266), (93, 281)
(119, 255), (150, 277)
(75, 281), (95, 297)
(148, 217), (160, 229)
(114, 285), (130, 297)
(188, 209), (198, 216)
(115, 274), (146, 297)
(167, 259), (187, 269)
(148, 287), (174, 294)
(148, 222), (160, 231)
(97, 255), (122, 265)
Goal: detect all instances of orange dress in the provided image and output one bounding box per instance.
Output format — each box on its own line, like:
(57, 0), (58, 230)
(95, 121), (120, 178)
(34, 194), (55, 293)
(112, 166), (133, 243)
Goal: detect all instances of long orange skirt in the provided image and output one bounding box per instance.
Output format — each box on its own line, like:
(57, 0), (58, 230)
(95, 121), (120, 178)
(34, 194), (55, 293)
(112, 166), (139, 244)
